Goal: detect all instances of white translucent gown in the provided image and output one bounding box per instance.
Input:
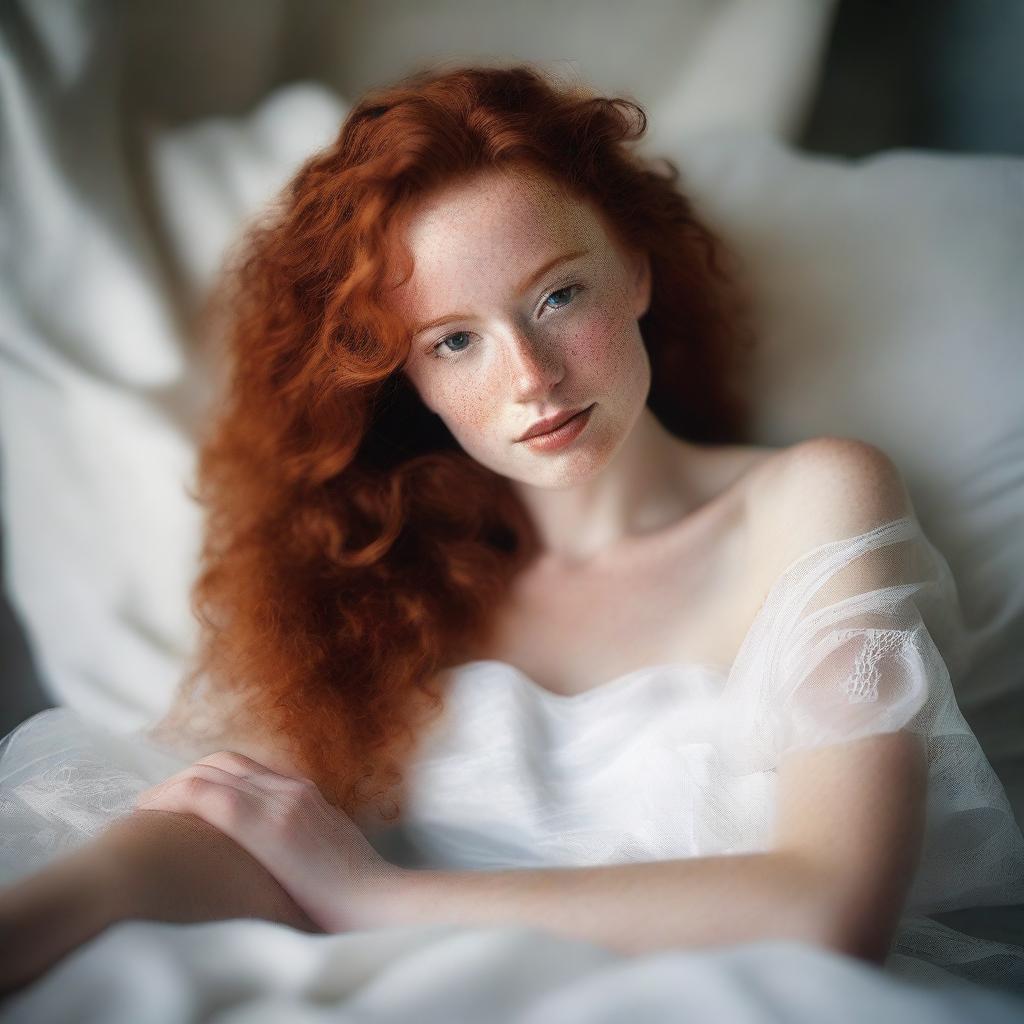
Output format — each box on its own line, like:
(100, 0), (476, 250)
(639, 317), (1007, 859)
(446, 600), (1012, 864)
(2, 514), (1023, 996)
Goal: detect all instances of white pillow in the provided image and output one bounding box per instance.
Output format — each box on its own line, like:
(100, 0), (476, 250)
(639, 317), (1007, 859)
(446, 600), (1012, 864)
(0, 79), (346, 730)
(662, 125), (1024, 820)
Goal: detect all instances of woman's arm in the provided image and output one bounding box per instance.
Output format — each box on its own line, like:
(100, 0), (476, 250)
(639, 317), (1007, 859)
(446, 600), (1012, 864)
(0, 838), (120, 997)
(0, 810), (321, 996)
(357, 731), (926, 965)
(104, 810), (321, 928)
(367, 850), (847, 958)
(347, 728), (921, 962)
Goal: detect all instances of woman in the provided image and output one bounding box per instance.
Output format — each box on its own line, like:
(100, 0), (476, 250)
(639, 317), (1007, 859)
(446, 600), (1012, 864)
(1, 63), (1022, 997)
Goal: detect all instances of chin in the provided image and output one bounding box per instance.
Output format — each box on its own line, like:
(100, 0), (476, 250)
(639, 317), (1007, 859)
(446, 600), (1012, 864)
(513, 444), (616, 490)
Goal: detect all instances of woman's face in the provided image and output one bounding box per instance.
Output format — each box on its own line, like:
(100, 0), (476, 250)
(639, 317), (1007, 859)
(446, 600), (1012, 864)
(393, 166), (652, 489)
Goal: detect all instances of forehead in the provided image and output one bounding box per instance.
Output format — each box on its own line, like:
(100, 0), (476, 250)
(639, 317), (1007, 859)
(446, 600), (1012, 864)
(396, 168), (613, 290)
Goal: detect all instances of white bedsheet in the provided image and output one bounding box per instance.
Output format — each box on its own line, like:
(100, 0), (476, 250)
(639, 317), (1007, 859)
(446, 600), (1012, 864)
(5, 920), (1024, 1024)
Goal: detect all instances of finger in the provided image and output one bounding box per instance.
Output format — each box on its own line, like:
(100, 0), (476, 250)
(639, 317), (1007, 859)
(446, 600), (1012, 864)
(138, 750), (293, 805)
(195, 750), (304, 788)
(132, 773), (260, 841)
(135, 763), (260, 808)
(187, 751), (316, 797)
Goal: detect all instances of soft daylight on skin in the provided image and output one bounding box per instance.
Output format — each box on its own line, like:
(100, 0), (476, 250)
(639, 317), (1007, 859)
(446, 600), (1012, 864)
(395, 166), (653, 495)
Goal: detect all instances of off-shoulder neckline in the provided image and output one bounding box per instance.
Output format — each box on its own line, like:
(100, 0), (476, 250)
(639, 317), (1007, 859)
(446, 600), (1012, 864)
(449, 515), (920, 706)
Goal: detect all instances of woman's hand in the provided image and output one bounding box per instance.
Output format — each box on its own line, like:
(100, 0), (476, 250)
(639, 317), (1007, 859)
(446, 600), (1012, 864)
(134, 751), (400, 934)
(0, 790), (328, 997)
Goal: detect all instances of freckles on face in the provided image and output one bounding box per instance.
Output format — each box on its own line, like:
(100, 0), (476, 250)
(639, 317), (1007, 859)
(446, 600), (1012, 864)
(437, 371), (493, 437)
(392, 167), (651, 485)
(510, 302), (649, 486)
(573, 307), (640, 399)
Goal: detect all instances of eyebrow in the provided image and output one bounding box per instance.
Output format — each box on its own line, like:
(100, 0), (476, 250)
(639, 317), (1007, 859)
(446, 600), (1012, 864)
(411, 247), (590, 338)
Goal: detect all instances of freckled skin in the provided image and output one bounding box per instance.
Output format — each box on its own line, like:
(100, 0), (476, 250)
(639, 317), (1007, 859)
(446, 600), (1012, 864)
(393, 166), (652, 493)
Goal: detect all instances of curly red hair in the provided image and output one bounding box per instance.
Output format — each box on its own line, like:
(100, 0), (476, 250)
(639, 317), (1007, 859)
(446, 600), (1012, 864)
(155, 62), (755, 825)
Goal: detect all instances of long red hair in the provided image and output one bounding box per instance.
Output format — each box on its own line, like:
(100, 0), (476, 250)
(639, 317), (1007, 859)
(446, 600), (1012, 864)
(155, 62), (755, 825)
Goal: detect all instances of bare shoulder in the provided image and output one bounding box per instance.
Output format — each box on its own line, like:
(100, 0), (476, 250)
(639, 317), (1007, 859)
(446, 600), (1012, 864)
(745, 435), (916, 569)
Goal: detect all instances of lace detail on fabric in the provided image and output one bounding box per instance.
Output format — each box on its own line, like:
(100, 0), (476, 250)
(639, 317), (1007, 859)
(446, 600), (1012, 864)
(842, 628), (911, 704)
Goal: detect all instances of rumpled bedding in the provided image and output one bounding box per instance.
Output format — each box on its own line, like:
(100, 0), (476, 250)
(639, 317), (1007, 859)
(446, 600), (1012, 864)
(6, 917), (1024, 1024)
(0, 703), (1021, 1021)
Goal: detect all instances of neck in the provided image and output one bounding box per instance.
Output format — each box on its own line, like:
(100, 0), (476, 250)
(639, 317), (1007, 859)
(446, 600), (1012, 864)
(508, 406), (704, 566)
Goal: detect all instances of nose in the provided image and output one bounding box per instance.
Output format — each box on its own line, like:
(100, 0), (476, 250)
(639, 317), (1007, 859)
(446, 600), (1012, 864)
(501, 325), (564, 402)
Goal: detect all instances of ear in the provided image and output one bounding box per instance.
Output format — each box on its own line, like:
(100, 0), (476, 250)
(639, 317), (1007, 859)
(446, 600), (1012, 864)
(629, 247), (652, 319)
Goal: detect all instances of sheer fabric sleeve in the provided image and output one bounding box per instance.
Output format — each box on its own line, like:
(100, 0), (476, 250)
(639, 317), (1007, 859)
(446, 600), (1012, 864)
(718, 513), (1024, 918)
(719, 516), (964, 769)
(771, 515), (962, 760)
(0, 668), (319, 888)
(0, 708), (192, 887)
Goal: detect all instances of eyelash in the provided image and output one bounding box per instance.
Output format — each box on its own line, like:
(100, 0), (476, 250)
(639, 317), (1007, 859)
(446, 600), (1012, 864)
(428, 283), (582, 360)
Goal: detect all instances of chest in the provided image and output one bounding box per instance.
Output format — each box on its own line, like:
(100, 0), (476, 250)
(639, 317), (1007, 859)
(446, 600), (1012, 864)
(464, 515), (770, 697)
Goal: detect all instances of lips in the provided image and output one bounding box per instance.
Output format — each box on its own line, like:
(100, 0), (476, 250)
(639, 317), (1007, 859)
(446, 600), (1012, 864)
(516, 405), (590, 442)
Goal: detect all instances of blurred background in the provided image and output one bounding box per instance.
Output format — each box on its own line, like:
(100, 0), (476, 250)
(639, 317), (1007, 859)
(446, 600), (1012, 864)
(1, 0), (1022, 737)
(802, 0), (1023, 157)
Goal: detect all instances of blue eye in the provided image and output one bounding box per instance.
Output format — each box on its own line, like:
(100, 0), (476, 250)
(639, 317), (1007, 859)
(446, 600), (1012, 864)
(429, 282), (582, 360)
(543, 284), (578, 310)
(433, 331), (472, 356)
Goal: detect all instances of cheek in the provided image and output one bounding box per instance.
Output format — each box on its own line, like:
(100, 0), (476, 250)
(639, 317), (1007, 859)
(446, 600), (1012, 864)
(425, 376), (497, 438)
(453, 392), (494, 435)
(568, 308), (644, 387)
